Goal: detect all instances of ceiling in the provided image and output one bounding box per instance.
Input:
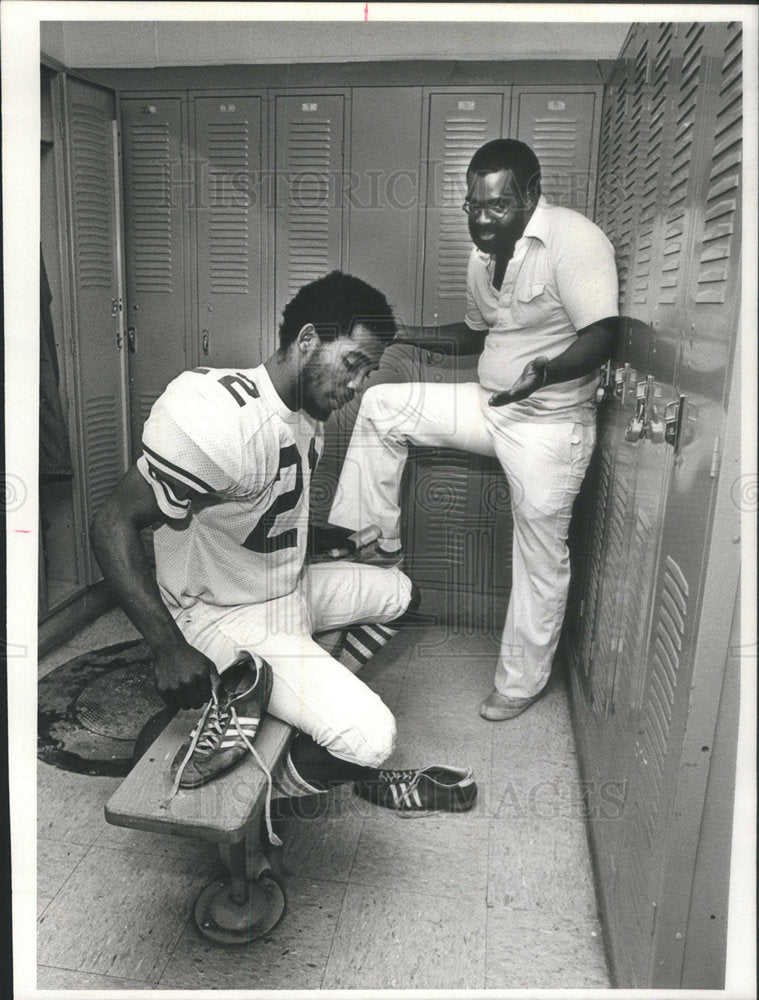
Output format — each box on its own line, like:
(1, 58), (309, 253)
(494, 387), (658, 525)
(41, 19), (632, 68)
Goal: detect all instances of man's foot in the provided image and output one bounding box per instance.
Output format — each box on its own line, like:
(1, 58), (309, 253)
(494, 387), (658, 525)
(170, 656), (272, 788)
(479, 689), (541, 721)
(355, 765), (477, 817)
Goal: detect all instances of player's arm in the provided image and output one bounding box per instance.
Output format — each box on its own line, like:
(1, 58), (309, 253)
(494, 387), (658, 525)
(89, 465), (215, 709)
(392, 321), (487, 356)
(489, 316), (619, 406)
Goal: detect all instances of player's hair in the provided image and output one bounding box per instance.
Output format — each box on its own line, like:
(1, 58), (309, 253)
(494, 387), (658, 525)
(468, 139), (542, 202)
(278, 271), (397, 351)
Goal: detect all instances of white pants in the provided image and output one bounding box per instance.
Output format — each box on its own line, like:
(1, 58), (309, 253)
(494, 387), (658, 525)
(173, 562), (413, 767)
(330, 382), (595, 699)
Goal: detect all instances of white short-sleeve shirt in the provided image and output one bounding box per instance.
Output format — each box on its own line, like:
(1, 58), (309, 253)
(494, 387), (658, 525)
(465, 196), (619, 423)
(136, 365), (322, 611)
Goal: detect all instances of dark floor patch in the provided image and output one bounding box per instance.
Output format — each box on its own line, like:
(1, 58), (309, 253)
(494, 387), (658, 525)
(38, 640), (171, 776)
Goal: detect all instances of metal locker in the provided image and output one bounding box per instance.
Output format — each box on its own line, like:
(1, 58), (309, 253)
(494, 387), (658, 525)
(192, 95), (264, 370)
(513, 88), (599, 216)
(347, 86), (423, 328)
(641, 22), (742, 985)
(566, 22), (743, 989)
(273, 94), (346, 331)
(120, 96), (189, 457)
(61, 76), (129, 582)
(420, 90), (508, 327)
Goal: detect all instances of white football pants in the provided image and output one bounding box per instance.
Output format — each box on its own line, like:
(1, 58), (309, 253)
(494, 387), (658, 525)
(330, 382), (595, 700)
(174, 562), (413, 767)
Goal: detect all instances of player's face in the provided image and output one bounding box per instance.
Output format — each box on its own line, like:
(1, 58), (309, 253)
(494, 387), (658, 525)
(302, 324), (385, 420)
(465, 168), (534, 254)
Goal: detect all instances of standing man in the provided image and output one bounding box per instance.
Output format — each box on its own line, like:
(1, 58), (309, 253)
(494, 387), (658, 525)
(90, 271), (477, 815)
(330, 140), (619, 721)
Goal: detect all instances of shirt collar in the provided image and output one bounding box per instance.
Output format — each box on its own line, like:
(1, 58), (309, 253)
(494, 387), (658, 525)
(521, 194), (552, 244)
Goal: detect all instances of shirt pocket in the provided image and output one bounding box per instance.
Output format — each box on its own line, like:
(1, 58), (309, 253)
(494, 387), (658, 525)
(514, 281), (552, 328)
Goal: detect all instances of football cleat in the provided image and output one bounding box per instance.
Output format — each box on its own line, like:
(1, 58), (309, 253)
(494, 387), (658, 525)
(355, 764), (477, 817)
(169, 655), (272, 789)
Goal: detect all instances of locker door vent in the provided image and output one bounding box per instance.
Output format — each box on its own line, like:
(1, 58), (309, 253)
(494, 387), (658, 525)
(128, 123), (174, 293)
(625, 554), (689, 934)
(589, 464), (630, 714)
(70, 101), (113, 290)
(207, 122), (251, 295)
(610, 76), (629, 287)
(629, 33), (653, 306)
(83, 395), (121, 514)
(285, 119), (334, 297)
(614, 507), (653, 711)
(696, 25), (742, 304)
(659, 24), (706, 305)
(414, 453), (471, 564)
(437, 116), (493, 300)
(578, 449), (613, 675)
(594, 86), (616, 234)
(634, 26), (675, 309)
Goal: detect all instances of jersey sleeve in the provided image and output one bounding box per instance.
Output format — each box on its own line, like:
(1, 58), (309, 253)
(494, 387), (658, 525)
(552, 216), (619, 332)
(137, 372), (244, 520)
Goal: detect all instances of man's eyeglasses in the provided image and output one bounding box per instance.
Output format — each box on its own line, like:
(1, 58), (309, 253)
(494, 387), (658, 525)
(461, 198), (515, 219)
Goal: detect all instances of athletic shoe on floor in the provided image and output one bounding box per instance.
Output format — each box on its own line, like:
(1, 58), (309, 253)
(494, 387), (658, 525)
(169, 655), (272, 789)
(355, 764), (477, 817)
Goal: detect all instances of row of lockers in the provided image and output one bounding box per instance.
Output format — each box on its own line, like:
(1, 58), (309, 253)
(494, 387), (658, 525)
(49, 74), (601, 596)
(119, 84), (600, 446)
(563, 21), (742, 988)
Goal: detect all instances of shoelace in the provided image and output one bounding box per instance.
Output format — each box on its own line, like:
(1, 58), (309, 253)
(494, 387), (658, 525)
(372, 767), (431, 810)
(160, 668), (281, 847)
(379, 767), (421, 785)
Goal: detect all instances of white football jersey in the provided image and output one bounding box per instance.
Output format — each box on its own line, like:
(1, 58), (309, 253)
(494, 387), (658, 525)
(136, 365), (322, 611)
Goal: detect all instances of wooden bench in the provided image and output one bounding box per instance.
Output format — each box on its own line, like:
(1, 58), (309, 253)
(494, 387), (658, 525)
(106, 708), (294, 944)
(104, 626), (376, 945)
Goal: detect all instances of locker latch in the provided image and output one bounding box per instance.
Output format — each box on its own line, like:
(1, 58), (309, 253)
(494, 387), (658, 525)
(202, 330), (210, 356)
(664, 394), (697, 457)
(625, 381), (646, 442)
(127, 327), (136, 353)
(594, 360), (614, 404)
(625, 376), (664, 443)
(643, 378), (665, 443)
(614, 363), (637, 405)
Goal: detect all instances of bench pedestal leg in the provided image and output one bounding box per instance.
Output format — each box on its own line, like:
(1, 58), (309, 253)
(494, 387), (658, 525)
(193, 837), (287, 946)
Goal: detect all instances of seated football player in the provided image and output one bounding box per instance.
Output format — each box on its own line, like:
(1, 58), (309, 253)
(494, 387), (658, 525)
(90, 271), (477, 822)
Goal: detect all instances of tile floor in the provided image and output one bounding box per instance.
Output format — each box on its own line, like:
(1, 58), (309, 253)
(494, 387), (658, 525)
(36, 608), (610, 990)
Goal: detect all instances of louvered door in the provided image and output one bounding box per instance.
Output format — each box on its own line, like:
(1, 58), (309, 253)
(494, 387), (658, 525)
(420, 91), (507, 326)
(571, 22), (744, 989)
(62, 77), (129, 581)
(513, 89), (599, 216)
(274, 94), (345, 324)
(120, 96), (188, 456)
(641, 25), (742, 984)
(193, 96), (264, 368)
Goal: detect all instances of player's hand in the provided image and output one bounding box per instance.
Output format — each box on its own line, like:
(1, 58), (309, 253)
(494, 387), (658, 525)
(308, 523), (355, 556)
(488, 356), (549, 407)
(153, 641), (215, 710)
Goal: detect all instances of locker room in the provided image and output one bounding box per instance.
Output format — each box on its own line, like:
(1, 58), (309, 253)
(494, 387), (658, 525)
(24, 13), (751, 994)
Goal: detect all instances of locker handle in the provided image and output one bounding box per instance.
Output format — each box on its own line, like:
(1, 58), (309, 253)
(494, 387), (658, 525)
(127, 327), (136, 353)
(202, 330), (210, 356)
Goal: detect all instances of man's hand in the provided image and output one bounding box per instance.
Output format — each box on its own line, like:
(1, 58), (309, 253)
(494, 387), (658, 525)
(153, 641), (215, 710)
(488, 356), (549, 407)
